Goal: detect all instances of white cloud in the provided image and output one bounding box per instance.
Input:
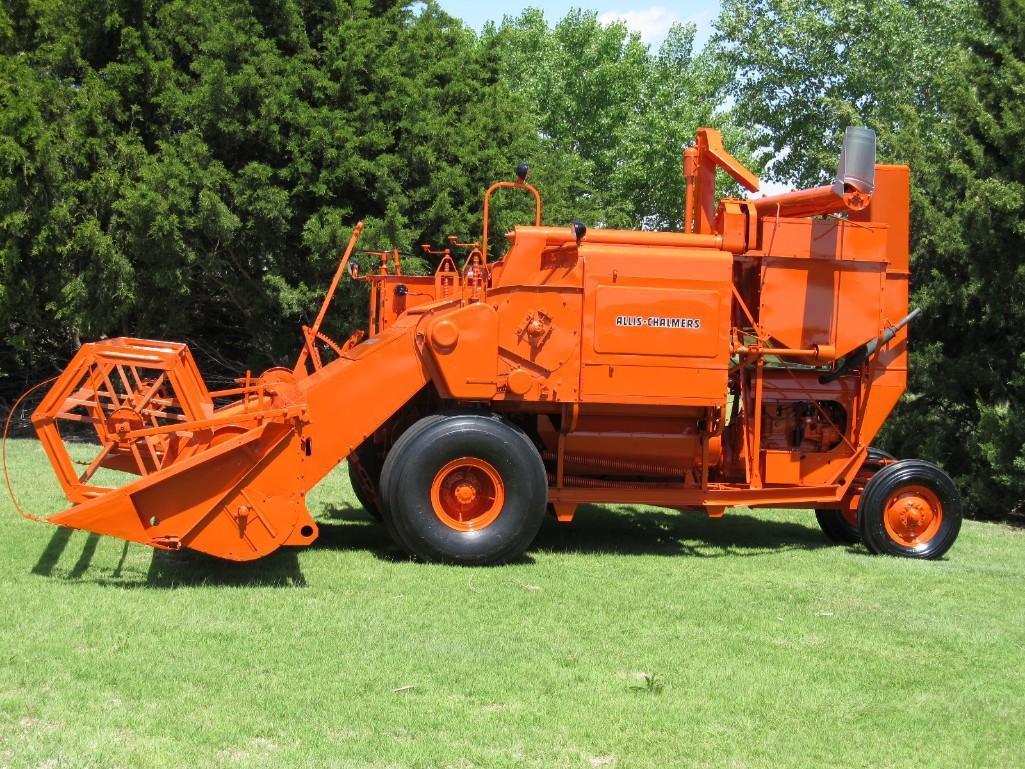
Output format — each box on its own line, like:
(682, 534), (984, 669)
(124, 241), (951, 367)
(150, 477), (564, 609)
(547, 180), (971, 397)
(598, 6), (683, 45)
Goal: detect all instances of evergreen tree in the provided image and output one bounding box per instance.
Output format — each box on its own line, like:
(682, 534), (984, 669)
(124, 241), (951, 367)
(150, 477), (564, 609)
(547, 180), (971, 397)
(0, 0), (537, 389)
(886, 0), (1025, 519)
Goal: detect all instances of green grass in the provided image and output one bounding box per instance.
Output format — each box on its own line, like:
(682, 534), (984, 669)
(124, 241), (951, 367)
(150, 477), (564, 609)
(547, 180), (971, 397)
(1, 437), (1024, 769)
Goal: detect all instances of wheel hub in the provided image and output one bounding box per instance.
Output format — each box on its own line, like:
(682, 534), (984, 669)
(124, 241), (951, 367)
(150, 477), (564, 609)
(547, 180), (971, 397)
(884, 485), (943, 547)
(430, 457), (505, 532)
(105, 407), (145, 445)
(454, 482), (478, 505)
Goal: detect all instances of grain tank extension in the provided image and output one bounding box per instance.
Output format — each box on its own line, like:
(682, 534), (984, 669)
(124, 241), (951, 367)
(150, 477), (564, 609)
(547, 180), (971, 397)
(27, 127), (963, 563)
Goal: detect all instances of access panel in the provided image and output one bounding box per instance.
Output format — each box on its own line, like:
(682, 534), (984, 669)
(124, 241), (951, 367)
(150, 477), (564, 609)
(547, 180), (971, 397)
(580, 244), (732, 406)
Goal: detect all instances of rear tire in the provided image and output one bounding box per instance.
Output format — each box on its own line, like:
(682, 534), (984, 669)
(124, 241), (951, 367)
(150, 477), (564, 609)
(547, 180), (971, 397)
(814, 447), (896, 544)
(866, 447), (895, 464)
(858, 459), (962, 559)
(815, 509), (860, 544)
(380, 413), (547, 565)
(347, 441), (382, 521)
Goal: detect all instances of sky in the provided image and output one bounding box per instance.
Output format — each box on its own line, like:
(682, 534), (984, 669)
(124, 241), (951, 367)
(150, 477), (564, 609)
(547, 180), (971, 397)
(438, 0), (722, 48)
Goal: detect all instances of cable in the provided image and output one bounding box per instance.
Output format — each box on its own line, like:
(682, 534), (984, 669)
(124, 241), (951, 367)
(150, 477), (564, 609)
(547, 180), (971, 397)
(3, 376), (58, 522)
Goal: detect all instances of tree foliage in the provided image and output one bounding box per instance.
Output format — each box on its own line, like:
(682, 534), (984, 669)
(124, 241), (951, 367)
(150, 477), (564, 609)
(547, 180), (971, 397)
(886, 0), (1025, 519)
(711, 0), (967, 186)
(0, 0), (537, 384)
(711, 0), (1025, 518)
(484, 9), (757, 230)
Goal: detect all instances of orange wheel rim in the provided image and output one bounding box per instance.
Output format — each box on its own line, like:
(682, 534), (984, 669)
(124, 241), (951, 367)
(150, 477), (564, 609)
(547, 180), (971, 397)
(840, 508), (858, 527)
(430, 457), (505, 532)
(883, 485), (943, 547)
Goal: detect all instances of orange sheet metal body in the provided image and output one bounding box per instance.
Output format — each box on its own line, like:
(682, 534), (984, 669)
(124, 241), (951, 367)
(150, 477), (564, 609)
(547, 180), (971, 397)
(30, 127), (913, 560)
(32, 322), (430, 560)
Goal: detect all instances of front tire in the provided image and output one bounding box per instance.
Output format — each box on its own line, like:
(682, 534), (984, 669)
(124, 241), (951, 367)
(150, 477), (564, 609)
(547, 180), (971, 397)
(858, 459), (962, 559)
(380, 413), (547, 565)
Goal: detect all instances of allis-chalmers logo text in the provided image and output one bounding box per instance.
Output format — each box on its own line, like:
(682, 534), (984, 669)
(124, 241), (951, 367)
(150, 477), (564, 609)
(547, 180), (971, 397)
(616, 315), (702, 329)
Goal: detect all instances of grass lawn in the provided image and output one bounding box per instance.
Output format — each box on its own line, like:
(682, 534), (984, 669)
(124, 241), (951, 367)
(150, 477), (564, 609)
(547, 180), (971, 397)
(0, 437), (1023, 768)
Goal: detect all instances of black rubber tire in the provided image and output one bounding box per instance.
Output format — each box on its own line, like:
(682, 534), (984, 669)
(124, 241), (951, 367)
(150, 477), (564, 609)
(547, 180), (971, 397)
(813, 447), (894, 544)
(858, 459), (962, 559)
(378, 413), (452, 548)
(379, 414), (453, 508)
(866, 447), (896, 464)
(347, 441), (383, 520)
(380, 413), (547, 565)
(815, 509), (861, 544)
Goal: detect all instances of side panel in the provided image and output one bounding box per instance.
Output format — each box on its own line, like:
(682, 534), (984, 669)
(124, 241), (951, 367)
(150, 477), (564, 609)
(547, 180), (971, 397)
(759, 257), (887, 356)
(755, 217), (891, 357)
(580, 244), (732, 406)
(491, 287), (583, 403)
(424, 303), (500, 400)
(593, 286), (721, 358)
(300, 314), (432, 479)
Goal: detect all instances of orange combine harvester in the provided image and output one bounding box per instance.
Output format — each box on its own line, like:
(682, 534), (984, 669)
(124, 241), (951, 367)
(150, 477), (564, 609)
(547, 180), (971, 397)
(23, 127), (962, 564)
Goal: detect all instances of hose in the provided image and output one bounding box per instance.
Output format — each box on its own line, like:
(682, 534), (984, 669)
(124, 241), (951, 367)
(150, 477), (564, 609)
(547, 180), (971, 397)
(3, 376), (59, 522)
(819, 308), (921, 384)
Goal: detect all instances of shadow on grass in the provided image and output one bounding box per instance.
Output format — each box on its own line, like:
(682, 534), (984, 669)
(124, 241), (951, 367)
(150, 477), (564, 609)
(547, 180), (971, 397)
(31, 525), (308, 588)
(29, 503), (834, 586)
(534, 504), (830, 558)
(316, 501), (833, 561)
(314, 505), (423, 563)
(143, 548), (308, 588)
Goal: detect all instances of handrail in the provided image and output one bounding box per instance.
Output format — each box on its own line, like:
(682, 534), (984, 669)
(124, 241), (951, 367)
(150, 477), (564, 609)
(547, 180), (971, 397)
(482, 180), (542, 262)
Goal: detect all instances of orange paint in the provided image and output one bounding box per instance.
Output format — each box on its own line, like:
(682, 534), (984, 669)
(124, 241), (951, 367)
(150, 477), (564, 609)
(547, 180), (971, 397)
(430, 457), (506, 532)
(23, 127), (929, 561)
(883, 485), (943, 547)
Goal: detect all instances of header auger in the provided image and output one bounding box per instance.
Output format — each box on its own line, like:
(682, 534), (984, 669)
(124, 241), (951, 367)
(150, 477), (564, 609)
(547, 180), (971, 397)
(23, 126), (963, 564)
